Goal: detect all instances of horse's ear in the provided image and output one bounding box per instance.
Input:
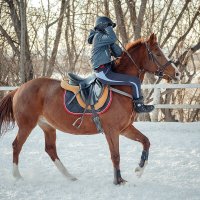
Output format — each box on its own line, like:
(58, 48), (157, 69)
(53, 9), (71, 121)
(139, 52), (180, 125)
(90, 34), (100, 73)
(149, 33), (157, 44)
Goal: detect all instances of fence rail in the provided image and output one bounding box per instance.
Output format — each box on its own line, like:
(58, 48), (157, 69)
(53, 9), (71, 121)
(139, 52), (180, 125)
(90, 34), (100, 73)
(142, 83), (200, 121)
(1, 84), (199, 121)
(0, 87), (18, 91)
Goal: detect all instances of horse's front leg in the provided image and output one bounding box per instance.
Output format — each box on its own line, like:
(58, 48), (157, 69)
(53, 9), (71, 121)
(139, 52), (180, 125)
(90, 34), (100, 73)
(122, 125), (150, 177)
(105, 133), (127, 185)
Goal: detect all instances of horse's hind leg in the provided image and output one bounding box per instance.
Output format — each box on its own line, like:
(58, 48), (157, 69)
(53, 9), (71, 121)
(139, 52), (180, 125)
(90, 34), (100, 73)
(121, 125), (150, 178)
(12, 126), (34, 179)
(38, 120), (77, 181)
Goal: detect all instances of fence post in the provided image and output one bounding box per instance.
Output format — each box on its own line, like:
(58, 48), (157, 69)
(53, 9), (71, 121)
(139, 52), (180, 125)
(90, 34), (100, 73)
(151, 87), (161, 122)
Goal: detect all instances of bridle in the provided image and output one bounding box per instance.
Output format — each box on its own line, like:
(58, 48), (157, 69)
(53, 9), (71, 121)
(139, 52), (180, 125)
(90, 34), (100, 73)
(117, 38), (174, 79)
(144, 42), (174, 78)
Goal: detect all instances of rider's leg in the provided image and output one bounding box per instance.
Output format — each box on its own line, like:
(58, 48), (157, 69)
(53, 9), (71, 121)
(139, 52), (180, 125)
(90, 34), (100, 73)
(95, 66), (154, 113)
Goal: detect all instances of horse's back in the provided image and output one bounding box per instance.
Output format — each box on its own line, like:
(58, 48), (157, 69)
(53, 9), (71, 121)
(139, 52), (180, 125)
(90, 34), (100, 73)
(13, 78), (62, 119)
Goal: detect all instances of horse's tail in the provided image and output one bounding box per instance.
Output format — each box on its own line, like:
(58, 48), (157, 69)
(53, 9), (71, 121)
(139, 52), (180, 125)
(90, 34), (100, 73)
(0, 89), (17, 136)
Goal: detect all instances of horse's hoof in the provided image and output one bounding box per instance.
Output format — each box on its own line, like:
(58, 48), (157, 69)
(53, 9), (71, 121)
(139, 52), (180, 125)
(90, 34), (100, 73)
(13, 173), (23, 180)
(13, 175), (23, 181)
(113, 178), (127, 185)
(135, 161), (148, 178)
(135, 166), (143, 178)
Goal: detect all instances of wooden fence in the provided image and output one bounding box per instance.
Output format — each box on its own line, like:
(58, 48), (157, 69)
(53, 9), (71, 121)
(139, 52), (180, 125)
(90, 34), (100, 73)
(142, 84), (200, 121)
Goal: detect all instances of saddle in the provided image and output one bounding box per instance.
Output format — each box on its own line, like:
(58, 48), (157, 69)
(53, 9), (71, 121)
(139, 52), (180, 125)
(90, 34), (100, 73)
(61, 73), (109, 110)
(61, 73), (110, 132)
(68, 73), (104, 106)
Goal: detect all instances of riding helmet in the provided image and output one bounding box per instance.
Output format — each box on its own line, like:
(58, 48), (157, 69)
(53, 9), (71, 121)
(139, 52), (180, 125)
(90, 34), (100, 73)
(95, 16), (116, 28)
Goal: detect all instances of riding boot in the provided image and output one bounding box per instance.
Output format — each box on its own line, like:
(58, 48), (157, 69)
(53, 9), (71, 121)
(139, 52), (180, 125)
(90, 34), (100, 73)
(133, 96), (155, 113)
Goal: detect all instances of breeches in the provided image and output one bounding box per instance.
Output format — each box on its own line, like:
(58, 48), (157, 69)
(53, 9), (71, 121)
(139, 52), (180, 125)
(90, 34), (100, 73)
(95, 65), (141, 99)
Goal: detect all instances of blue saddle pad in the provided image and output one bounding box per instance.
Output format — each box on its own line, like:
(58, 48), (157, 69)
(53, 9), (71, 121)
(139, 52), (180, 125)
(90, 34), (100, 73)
(63, 90), (112, 115)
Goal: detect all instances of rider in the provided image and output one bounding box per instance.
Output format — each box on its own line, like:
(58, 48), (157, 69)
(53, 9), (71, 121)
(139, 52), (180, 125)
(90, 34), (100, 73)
(88, 16), (154, 113)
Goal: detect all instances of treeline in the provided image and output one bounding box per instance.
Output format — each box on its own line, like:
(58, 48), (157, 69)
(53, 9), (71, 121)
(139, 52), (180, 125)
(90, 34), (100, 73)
(0, 0), (199, 121)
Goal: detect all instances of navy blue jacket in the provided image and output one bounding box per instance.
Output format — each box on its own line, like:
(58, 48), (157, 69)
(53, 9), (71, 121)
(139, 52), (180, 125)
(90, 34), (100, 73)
(88, 26), (123, 69)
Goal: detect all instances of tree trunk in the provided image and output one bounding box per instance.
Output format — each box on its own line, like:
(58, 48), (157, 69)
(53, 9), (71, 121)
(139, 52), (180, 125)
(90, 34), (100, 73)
(125, 0), (137, 33)
(134, 0), (147, 40)
(43, 0), (50, 76)
(43, 25), (49, 76)
(113, 0), (128, 45)
(19, 0), (26, 83)
(5, 0), (33, 82)
(158, 0), (174, 43)
(46, 0), (66, 77)
(104, 0), (110, 17)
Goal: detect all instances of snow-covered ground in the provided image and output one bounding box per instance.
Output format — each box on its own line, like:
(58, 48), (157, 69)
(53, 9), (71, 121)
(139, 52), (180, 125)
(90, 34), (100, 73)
(0, 122), (200, 200)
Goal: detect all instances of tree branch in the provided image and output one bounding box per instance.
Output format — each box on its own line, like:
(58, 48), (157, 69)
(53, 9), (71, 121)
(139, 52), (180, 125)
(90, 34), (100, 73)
(158, 0), (174, 43)
(161, 0), (191, 47)
(4, 0), (21, 42)
(0, 25), (20, 56)
(169, 5), (200, 57)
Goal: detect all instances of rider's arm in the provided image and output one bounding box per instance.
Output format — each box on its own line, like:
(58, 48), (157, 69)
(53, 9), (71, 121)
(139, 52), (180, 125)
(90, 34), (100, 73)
(88, 29), (96, 44)
(94, 26), (117, 47)
(110, 43), (123, 58)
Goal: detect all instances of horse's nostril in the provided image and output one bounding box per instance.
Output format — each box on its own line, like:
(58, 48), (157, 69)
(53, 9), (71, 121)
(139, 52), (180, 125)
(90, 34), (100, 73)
(175, 72), (180, 77)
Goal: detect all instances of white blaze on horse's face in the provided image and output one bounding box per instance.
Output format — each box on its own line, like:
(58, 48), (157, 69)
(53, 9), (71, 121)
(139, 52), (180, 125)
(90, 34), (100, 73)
(158, 46), (181, 81)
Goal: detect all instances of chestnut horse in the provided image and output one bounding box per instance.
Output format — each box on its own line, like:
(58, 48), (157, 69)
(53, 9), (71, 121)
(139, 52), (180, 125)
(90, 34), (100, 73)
(0, 34), (180, 185)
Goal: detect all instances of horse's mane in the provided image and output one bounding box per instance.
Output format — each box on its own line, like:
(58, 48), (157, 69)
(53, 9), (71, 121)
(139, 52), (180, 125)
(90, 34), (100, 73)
(114, 38), (145, 73)
(125, 38), (144, 51)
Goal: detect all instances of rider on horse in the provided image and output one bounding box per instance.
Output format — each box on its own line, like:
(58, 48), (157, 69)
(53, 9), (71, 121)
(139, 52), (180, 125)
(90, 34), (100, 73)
(88, 16), (154, 113)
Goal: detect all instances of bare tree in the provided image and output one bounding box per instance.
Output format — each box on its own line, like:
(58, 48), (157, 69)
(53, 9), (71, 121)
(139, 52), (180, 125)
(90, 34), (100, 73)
(19, 0), (26, 83)
(104, 0), (110, 17)
(126, 0), (137, 33)
(1, 0), (33, 82)
(46, 0), (67, 77)
(161, 0), (191, 47)
(169, 5), (200, 57)
(134, 0), (147, 40)
(113, 0), (128, 44)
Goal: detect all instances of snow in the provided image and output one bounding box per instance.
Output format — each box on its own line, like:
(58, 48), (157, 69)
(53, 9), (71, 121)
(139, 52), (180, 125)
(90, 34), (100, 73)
(0, 122), (200, 200)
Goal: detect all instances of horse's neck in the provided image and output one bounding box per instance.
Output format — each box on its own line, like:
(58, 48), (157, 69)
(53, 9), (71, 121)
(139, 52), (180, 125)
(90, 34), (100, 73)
(114, 58), (144, 83)
(114, 40), (146, 83)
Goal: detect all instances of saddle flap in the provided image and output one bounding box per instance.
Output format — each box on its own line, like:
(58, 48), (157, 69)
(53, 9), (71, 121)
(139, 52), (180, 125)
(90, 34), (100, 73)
(80, 79), (103, 105)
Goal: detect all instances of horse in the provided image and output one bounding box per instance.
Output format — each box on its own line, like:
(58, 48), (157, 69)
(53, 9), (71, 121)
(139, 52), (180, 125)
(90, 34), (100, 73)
(0, 33), (180, 185)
